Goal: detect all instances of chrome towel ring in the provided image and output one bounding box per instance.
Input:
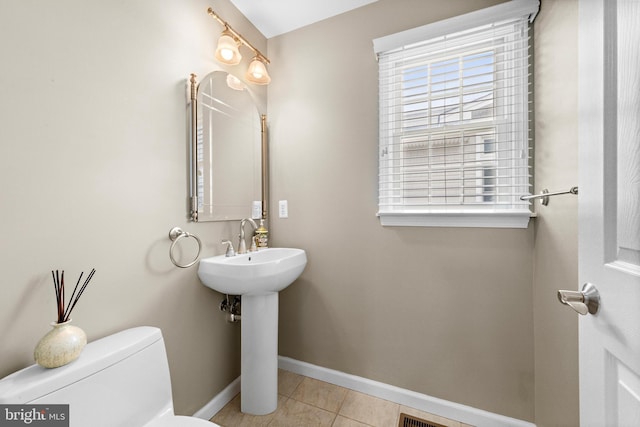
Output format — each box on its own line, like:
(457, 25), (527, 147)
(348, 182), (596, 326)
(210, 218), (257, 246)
(168, 227), (202, 268)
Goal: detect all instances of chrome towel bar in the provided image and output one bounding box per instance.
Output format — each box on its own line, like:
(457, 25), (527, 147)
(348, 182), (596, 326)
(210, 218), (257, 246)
(520, 186), (578, 206)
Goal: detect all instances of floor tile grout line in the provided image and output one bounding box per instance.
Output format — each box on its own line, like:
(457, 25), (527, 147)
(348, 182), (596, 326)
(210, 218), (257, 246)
(334, 388), (349, 418)
(286, 376), (351, 416)
(265, 395), (288, 426)
(332, 412), (378, 427)
(328, 411), (339, 427)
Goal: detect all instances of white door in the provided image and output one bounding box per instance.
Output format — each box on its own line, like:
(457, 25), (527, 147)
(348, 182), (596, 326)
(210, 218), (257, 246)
(578, 0), (640, 426)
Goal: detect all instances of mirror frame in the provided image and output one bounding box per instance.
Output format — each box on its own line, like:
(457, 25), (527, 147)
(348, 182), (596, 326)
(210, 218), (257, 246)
(188, 72), (268, 222)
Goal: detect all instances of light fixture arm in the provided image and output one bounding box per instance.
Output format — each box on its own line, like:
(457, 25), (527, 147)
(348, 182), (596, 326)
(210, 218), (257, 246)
(207, 8), (270, 64)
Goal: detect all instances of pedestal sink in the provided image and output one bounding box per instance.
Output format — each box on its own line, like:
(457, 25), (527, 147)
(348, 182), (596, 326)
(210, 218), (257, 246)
(197, 248), (307, 415)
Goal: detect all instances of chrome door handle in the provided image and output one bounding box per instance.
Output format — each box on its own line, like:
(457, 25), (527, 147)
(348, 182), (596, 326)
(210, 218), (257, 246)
(557, 283), (600, 315)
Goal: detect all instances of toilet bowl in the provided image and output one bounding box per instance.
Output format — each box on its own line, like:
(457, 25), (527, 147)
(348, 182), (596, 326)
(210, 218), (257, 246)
(0, 327), (219, 427)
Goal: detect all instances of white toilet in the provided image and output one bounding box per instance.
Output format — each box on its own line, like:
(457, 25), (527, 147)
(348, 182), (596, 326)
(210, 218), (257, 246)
(0, 326), (219, 427)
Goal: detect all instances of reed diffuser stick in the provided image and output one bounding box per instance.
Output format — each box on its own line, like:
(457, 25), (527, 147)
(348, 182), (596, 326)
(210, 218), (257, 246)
(61, 272), (84, 323)
(63, 269), (95, 323)
(50, 269), (96, 324)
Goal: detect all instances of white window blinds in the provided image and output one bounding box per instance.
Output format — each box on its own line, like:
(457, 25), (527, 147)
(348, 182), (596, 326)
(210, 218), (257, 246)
(374, 0), (538, 228)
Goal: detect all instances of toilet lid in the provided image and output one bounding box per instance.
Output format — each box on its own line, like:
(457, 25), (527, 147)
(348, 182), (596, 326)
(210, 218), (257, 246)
(145, 415), (220, 427)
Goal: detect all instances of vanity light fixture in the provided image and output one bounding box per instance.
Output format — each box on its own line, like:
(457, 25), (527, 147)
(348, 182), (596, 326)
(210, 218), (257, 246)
(207, 8), (271, 85)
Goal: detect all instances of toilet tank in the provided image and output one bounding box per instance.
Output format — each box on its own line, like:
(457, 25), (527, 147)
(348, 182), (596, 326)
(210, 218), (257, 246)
(0, 327), (175, 427)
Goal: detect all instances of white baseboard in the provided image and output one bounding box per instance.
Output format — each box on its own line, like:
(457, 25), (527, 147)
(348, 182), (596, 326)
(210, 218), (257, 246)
(192, 376), (240, 420)
(195, 357), (535, 427)
(278, 356), (535, 427)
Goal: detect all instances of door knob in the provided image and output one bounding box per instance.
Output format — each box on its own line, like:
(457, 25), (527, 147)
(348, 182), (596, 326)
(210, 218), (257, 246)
(557, 282), (600, 315)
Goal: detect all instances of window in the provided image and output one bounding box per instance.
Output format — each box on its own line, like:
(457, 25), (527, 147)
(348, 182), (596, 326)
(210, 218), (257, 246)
(374, 0), (539, 228)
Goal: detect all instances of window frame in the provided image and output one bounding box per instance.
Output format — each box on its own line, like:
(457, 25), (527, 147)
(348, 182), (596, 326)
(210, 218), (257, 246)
(373, 0), (539, 228)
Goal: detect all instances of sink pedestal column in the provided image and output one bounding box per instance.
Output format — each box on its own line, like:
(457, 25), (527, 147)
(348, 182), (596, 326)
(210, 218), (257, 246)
(241, 293), (278, 415)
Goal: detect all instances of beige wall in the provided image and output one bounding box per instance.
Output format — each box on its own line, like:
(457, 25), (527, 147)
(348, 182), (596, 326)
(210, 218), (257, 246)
(0, 0), (580, 424)
(0, 0), (266, 415)
(532, 0), (580, 426)
(268, 0), (537, 422)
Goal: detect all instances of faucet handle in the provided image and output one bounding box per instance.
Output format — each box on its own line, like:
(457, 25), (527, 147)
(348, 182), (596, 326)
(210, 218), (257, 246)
(221, 240), (235, 257)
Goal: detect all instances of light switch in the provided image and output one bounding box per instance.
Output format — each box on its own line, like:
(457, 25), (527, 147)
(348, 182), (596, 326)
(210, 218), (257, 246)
(279, 200), (288, 218)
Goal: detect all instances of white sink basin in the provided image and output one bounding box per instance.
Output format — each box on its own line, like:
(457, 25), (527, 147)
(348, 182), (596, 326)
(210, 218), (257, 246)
(197, 247), (307, 295)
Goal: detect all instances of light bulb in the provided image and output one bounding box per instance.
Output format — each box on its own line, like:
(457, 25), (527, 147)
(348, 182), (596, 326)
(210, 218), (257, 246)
(220, 48), (234, 61)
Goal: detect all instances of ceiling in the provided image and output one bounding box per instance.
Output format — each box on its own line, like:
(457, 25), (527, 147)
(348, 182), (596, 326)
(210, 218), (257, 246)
(229, 0), (379, 39)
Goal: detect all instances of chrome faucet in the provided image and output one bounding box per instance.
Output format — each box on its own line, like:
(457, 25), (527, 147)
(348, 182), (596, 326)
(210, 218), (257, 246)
(238, 218), (258, 254)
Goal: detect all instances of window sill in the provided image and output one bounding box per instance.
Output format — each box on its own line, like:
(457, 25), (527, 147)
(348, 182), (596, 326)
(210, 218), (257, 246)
(377, 211), (532, 228)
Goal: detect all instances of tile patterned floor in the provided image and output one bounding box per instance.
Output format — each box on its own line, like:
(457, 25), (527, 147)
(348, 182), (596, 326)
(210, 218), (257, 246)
(210, 370), (474, 427)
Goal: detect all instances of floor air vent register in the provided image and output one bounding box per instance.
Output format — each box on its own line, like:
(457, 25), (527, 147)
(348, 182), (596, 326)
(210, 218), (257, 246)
(398, 413), (449, 427)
